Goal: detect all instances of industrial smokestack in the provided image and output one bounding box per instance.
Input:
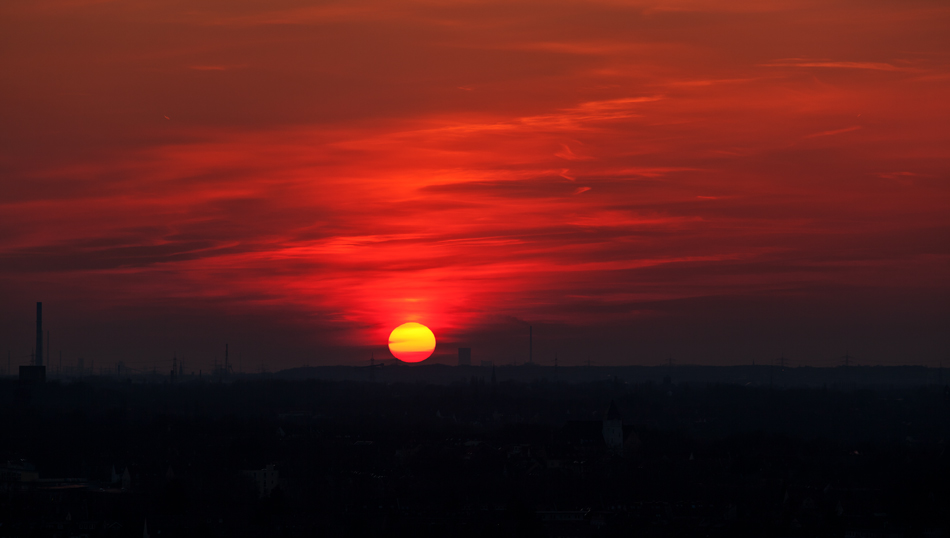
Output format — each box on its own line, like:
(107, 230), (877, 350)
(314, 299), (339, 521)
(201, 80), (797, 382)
(35, 302), (43, 367)
(20, 302), (47, 382)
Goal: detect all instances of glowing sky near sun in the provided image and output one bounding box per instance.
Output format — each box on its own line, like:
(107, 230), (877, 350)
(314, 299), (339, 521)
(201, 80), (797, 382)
(0, 0), (948, 369)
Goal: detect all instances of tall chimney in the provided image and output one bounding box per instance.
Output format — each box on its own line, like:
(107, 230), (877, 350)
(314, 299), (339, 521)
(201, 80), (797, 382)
(529, 325), (532, 365)
(35, 302), (43, 367)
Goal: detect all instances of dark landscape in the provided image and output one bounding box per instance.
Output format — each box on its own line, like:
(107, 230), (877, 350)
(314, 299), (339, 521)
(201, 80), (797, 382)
(2, 367), (948, 537)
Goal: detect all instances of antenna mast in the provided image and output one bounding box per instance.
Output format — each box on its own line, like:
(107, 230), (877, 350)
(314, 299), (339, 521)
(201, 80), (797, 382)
(529, 325), (533, 365)
(841, 350), (852, 368)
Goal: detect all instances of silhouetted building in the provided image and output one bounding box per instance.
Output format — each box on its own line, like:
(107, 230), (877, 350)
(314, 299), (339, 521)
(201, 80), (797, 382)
(559, 401), (634, 458)
(603, 401), (624, 455)
(561, 419), (606, 450)
(19, 302), (46, 382)
(1, 460), (39, 483)
(243, 464), (279, 498)
(458, 347), (471, 366)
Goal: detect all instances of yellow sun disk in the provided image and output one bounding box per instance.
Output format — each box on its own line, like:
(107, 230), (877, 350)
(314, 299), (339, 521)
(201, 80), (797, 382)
(388, 322), (436, 362)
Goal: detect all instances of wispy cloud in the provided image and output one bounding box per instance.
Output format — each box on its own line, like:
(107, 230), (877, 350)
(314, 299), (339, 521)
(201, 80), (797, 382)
(804, 125), (862, 138)
(763, 58), (910, 71)
(188, 65), (246, 71)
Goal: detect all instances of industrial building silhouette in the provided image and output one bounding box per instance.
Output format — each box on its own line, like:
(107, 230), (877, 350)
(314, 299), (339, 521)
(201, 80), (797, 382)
(18, 302), (45, 383)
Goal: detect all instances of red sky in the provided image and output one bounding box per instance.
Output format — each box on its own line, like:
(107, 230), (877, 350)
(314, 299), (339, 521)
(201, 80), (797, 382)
(1, 0), (948, 370)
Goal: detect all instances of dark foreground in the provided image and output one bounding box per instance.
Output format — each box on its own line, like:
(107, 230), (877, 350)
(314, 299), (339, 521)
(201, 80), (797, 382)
(1, 375), (948, 537)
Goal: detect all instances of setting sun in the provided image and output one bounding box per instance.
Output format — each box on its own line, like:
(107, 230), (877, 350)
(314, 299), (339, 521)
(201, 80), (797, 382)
(388, 322), (436, 363)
